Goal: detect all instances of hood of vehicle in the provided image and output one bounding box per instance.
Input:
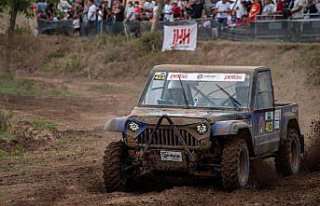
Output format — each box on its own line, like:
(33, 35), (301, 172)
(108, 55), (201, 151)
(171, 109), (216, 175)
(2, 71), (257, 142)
(128, 107), (251, 125)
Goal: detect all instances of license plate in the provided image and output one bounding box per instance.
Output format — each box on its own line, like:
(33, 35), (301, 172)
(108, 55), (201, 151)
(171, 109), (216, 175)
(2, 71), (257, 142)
(160, 151), (182, 162)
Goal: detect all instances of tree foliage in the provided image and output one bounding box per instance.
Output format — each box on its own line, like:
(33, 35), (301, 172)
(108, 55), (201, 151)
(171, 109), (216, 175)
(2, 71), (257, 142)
(0, 0), (35, 17)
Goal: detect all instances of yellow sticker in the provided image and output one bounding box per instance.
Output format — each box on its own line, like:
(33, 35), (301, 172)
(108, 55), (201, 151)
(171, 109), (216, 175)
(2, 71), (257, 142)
(265, 121), (273, 133)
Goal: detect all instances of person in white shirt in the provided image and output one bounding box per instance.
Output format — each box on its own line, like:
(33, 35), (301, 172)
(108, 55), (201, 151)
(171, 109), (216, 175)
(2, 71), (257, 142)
(230, 0), (247, 20)
(87, 0), (97, 35)
(144, 0), (156, 19)
(57, 0), (72, 13)
(262, 0), (275, 15)
(126, 2), (136, 21)
(163, 0), (173, 21)
(215, 0), (231, 28)
(291, 0), (306, 18)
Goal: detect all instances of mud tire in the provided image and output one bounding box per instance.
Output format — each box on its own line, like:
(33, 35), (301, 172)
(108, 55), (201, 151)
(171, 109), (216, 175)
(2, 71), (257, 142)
(221, 138), (250, 191)
(103, 141), (128, 192)
(275, 128), (301, 176)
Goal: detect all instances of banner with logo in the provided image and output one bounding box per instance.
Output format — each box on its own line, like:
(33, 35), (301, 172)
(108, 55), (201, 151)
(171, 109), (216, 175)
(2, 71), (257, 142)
(161, 23), (197, 52)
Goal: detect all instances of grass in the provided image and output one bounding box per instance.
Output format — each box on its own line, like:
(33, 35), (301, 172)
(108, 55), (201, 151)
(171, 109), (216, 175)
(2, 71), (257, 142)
(0, 78), (75, 97)
(31, 119), (57, 131)
(0, 130), (9, 139)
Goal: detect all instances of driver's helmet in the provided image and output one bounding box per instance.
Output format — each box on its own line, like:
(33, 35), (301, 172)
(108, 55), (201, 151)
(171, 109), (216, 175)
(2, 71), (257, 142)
(167, 81), (184, 104)
(235, 81), (249, 105)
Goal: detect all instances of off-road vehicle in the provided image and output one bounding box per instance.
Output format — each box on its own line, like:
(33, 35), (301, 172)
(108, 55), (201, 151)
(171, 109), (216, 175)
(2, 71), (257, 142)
(103, 65), (304, 191)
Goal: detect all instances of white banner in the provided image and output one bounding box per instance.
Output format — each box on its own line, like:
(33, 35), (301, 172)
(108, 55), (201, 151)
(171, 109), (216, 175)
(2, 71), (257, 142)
(161, 24), (197, 52)
(167, 73), (246, 82)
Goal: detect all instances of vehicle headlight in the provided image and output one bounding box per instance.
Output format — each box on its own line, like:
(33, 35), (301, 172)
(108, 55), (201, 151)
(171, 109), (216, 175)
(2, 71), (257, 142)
(128, 122), (140, 132)
(196, 124), (208, 134)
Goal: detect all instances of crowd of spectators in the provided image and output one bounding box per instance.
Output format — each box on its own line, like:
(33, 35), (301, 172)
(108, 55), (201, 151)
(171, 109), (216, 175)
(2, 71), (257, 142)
(34, 0), (320, 34)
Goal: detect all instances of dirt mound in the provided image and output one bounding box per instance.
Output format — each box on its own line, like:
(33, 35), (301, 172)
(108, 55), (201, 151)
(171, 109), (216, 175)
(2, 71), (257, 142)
(0, 110), (59, 152)
(250, 159), (279, 189)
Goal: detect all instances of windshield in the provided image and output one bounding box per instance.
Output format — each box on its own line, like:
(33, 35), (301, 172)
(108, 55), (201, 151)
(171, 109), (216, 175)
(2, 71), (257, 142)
(139, 71), (251, 109)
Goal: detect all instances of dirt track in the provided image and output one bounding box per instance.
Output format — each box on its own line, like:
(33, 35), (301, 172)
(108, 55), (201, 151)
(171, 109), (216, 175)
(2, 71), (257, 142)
(0, 72), (320, 205)
(0, 37), (320, 205)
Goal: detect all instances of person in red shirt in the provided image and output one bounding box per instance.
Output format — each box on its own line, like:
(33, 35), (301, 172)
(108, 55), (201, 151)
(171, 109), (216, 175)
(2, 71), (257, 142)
(248, 0), (261, 22)
(134, 1), (142, 21)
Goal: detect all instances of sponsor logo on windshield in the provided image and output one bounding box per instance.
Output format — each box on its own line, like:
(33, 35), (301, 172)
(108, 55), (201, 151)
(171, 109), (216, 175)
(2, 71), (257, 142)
(167, 73), (246, 82)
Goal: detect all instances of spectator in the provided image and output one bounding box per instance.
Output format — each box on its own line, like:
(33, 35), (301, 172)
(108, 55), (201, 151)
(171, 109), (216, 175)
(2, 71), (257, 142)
(191, 0), (205, 19)
(114, 0), (125, 22)
(305, 0), (319, 18)
(36, 0), (48, 14)
(144, 0), (156, 20)
(172, 1), (183, 19)
(45, 3), (56, 20)
(290, 0), (306, 18)
(230, 0), (247, 21)
(97, 5), (104, 35)
(87, 0), (97, 34)
(58, 0), (72, 13)
(163, 0), (173, 21)
(317, 0), (320, 12)
(134, 1), (142, 20)
(249, 0), (262, 21)
(262, 0), (275, 15)
(215, 0), (230, 28)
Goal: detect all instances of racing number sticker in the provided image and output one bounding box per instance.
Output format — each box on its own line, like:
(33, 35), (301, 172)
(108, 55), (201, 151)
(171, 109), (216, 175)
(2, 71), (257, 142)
(153, 72), (166, 80)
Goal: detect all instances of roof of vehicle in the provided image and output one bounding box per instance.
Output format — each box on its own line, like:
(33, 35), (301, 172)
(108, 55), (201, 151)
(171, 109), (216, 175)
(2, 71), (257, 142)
(152, 64), (269, 73)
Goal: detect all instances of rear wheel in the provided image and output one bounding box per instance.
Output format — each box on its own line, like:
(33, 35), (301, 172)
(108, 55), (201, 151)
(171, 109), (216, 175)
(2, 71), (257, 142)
(275, 128), (301, 176)
(221, 138), (250, 191)
(103, 141), (129, 192)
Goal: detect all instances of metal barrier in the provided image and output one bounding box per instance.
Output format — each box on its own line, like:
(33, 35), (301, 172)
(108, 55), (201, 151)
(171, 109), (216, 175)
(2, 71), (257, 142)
(37, 19), (73, 35)
(253, 17), (320, 41)
(37, 17), (320, 42)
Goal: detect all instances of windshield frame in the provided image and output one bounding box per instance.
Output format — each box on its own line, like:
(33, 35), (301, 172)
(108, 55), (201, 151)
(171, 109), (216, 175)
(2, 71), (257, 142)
(138, 70), (254, 111)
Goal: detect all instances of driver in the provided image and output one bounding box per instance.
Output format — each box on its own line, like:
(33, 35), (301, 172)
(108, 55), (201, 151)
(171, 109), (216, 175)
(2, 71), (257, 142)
(167, 81), (185, 106)
(235, 82), (249, 106)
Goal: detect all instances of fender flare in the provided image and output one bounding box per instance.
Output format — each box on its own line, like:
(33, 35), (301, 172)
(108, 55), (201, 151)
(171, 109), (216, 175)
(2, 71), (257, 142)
(211, 120), (252, 136)
(104, 117), (128, 133)
(280, 112), (301, 139)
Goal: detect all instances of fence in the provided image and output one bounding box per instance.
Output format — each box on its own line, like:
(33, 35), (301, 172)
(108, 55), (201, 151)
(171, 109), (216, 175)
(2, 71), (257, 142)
(37, 16), (320, 42)
(37, 19), (73, 35)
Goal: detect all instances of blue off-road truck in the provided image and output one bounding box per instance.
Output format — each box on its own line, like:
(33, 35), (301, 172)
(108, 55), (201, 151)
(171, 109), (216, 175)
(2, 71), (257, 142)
(103, 65), (304, 191)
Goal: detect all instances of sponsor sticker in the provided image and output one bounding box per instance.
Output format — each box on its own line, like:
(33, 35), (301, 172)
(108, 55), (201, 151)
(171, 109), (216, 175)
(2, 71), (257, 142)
(160, 151), (182, 162)
(265, 121), (273, 133)
(153, 72), (166, 80)
(275, 109), (281, 120)
(259, 116), (265, 134)
(167, 73), (246, 82)
(274, 120), (280, 129)
(265, 111), (274, 121)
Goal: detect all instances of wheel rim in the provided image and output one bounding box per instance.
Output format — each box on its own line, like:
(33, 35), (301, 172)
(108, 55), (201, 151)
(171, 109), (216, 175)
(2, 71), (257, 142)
(290, 139), (299, 173)
(238, 148), (249, 187)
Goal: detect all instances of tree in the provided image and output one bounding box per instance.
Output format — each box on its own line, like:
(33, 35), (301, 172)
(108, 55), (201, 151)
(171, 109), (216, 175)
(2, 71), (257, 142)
(0, 0), (35, 78)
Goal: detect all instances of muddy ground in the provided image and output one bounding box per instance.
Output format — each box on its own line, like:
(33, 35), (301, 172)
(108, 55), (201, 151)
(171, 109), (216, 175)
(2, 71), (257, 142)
(0, 38), (320, 205)
(0, 73), (319, 206)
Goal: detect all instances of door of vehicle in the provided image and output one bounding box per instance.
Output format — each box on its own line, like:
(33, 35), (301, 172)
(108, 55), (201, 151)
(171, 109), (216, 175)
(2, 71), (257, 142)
(251, 70), (280, 155)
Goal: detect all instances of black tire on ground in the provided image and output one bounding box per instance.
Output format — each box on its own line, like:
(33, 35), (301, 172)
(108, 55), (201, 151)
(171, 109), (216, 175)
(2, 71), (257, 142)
(275, 128), (301, 176)
(103, 141), (129, 192)
(221, 138), (250, 191)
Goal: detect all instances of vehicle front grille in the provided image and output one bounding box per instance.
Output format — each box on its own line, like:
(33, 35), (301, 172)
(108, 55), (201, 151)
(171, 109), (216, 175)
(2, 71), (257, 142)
(137, 128), (198, 147)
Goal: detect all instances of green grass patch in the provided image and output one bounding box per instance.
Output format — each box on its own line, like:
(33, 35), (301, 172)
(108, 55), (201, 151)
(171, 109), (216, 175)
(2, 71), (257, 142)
(0, 131), (9, 139)
(31, 119), (57, 131)
(0, 78), (75, 97)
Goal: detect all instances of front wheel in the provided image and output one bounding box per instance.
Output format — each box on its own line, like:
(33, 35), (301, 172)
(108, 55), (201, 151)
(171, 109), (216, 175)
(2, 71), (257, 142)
(103, 141), (129, 192)
(275, 128), (301, 176)
(221, 138), (250, 191)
